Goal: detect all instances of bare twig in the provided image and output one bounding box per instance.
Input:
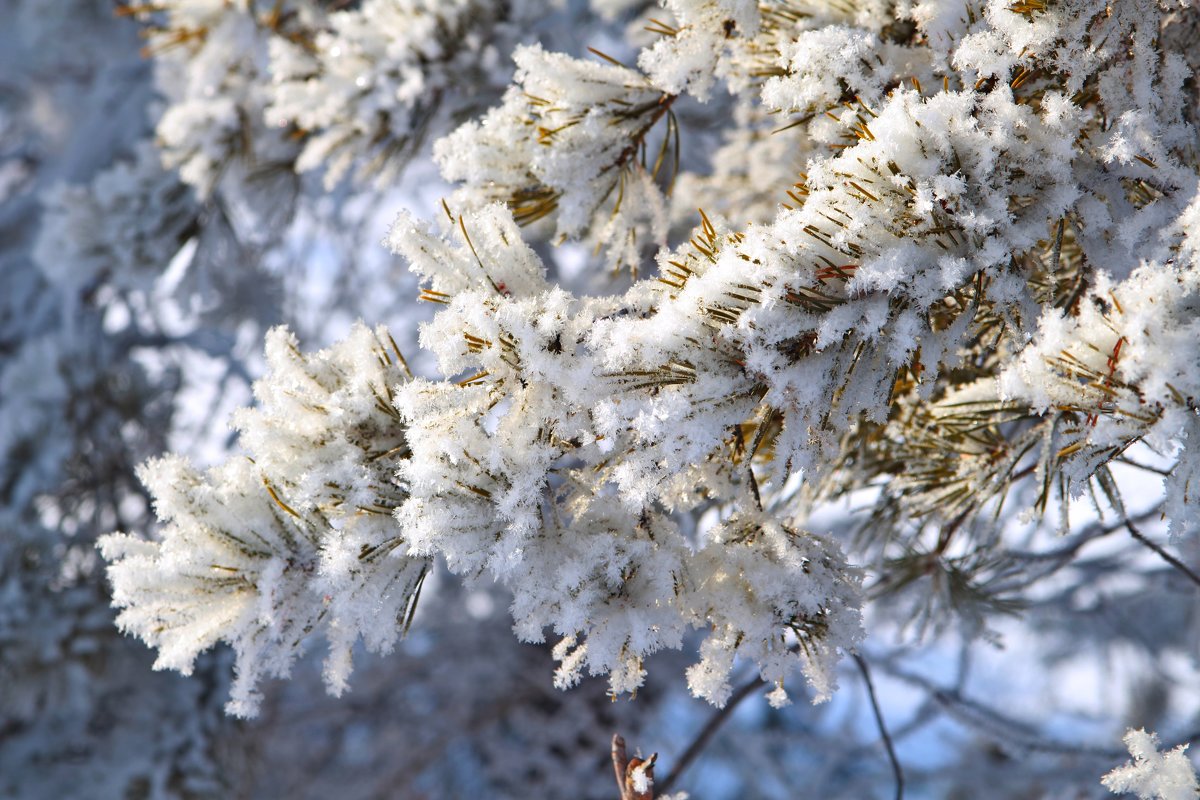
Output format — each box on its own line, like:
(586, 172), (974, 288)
(1125, 518), (1200, 589)
(612, 733), (657, 800)
(883, 663), (1124, 758)
(854, 654), (904, 800)
(1114, 455), (1172, 477)
(612, 734), (629, 798)
(1049, 216), (1065, 275)
(990, 504), (1165, 593)
(657, 675), (764, 795)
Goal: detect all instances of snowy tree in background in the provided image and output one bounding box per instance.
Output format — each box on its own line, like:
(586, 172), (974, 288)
(6, 0), (1200, 797)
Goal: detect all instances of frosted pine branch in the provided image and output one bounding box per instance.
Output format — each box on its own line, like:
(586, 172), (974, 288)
(95, 6), (1200, 796)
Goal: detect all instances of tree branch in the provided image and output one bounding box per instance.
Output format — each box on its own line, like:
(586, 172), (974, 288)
(612, 734), (629, 798)
(854, 654), (904, 800)
(612, 733), (656, 800)
(657, 675), (764, 795)
(883, 662), (1123, 758)
(1124, 518), (1200, 589)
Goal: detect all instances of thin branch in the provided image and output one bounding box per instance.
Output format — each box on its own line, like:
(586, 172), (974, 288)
(990, 504), (1164, 593)
(854, 654), (904, 800)
(1049, 216), (1065, 275)
(657, 675), (764, 795)
(1114, 455), (1173, 477)
(612, 734), (630, 800)
(1125, 518), (1200, 589)
(612, 733), (656, 800)
(742, 407), (774, 512)
(883, 662), (1123, 758)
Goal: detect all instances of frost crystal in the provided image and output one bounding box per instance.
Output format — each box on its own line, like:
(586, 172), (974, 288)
(1103, 729), (1200, 800)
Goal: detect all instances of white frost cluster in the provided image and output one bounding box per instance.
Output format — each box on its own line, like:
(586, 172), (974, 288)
(999, 259), (1200, 492)
(435, 44), (673, 273)
(1103, 729), (1200, 800)
(133, 0), (562, 196)
(33, 140), (196, 294)
(102, 324), (427, 715)
(106, 0), (1200, 736)
(636, 0), (760, 101)
(266, 0), (544, 188)
(385, 204), (862, 703)
(145, 0), (308, 195)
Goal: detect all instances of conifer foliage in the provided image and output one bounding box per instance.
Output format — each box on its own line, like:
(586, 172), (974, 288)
(8, 0), (1200, 796)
